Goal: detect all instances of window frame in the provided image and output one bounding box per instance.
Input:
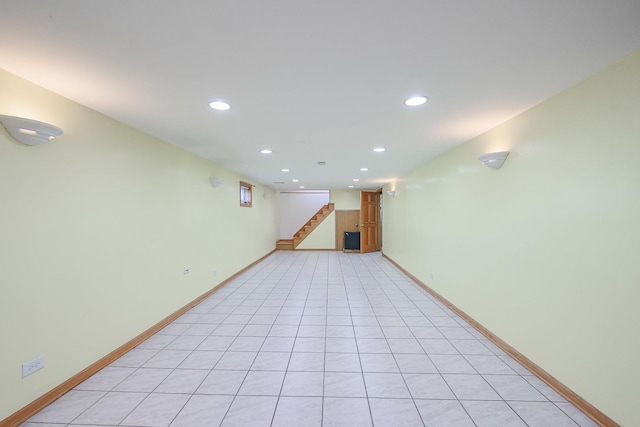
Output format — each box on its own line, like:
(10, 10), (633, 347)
(240, 181), (253, 207)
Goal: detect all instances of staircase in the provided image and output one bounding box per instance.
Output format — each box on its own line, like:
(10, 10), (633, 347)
(276, 203), (335, 250)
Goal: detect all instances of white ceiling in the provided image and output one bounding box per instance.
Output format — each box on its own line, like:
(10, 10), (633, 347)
(2, 1), (639, 191)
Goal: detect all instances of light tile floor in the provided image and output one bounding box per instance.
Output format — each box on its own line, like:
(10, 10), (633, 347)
(22, 251), (599, 427)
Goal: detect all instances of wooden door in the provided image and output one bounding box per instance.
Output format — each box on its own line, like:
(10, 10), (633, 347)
(360, 191), (380, 253)
(335, 210), (360, 250)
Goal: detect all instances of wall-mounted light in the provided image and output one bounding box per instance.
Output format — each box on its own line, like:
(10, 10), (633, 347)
(210, 177), (225, 188)
(386, 190), (396, 197)
(0, 115), (63, 146)
(478, 151), (509, 169)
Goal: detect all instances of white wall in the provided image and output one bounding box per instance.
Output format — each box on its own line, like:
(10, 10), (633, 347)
(0, 68), (278, 420)
(278, 191), (329, 239)
(382, 51), (640, 426)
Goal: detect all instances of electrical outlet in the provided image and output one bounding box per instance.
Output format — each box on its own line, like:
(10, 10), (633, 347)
(22, 355), (45, 378)
(429, 272), (434, 280)
(212, 270), (217, 277)
(183, 267), (190, 275)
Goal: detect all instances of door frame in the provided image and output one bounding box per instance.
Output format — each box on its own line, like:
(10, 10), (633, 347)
(360, 189), (383, 253)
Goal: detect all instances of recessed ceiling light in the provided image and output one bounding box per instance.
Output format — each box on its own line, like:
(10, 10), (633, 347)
(360, 168), (368, 171)
(348, 185), (354, 188)
(260, 149), (273, 154)
(209, 101), (231, 111)
(373, 147), (386, 153)
(299, 186), (305, 189)
(353, 178), (359, 182)
(281, 168), (290, 172)
(404, 96), (429, 107)
(292, 179), (299, 182)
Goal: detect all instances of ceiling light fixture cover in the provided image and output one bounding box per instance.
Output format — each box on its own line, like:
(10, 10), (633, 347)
(0, 115), (63, 146)
(209, 101), (231, 111)
(373, 147), (386, 152)
(260, 149), (273, 154)
(478, 151), (510, 169)
(404, 96), (429, 107)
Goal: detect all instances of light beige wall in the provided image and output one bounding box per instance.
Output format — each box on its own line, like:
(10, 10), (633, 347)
(296, 211), (336, 249)
(330, 189), (361, 209)
(0, 69), (278, 420)
(382, 50), (640, 426)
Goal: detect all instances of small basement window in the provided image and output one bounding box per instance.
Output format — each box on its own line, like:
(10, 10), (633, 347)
(240, 181), (252, 207)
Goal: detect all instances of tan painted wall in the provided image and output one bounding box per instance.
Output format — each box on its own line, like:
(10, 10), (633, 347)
(382, 51), (640, 426)
(0, 69), (278, 419)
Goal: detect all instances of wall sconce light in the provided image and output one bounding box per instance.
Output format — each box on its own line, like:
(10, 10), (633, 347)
(386, 190), (396, 197)
(478, 151), (509, 169)
(210, 177), (224, 188)
(0, 115), (63, 146)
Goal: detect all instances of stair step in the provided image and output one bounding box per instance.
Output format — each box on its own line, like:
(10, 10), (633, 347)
(276, 239), (294, 250)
